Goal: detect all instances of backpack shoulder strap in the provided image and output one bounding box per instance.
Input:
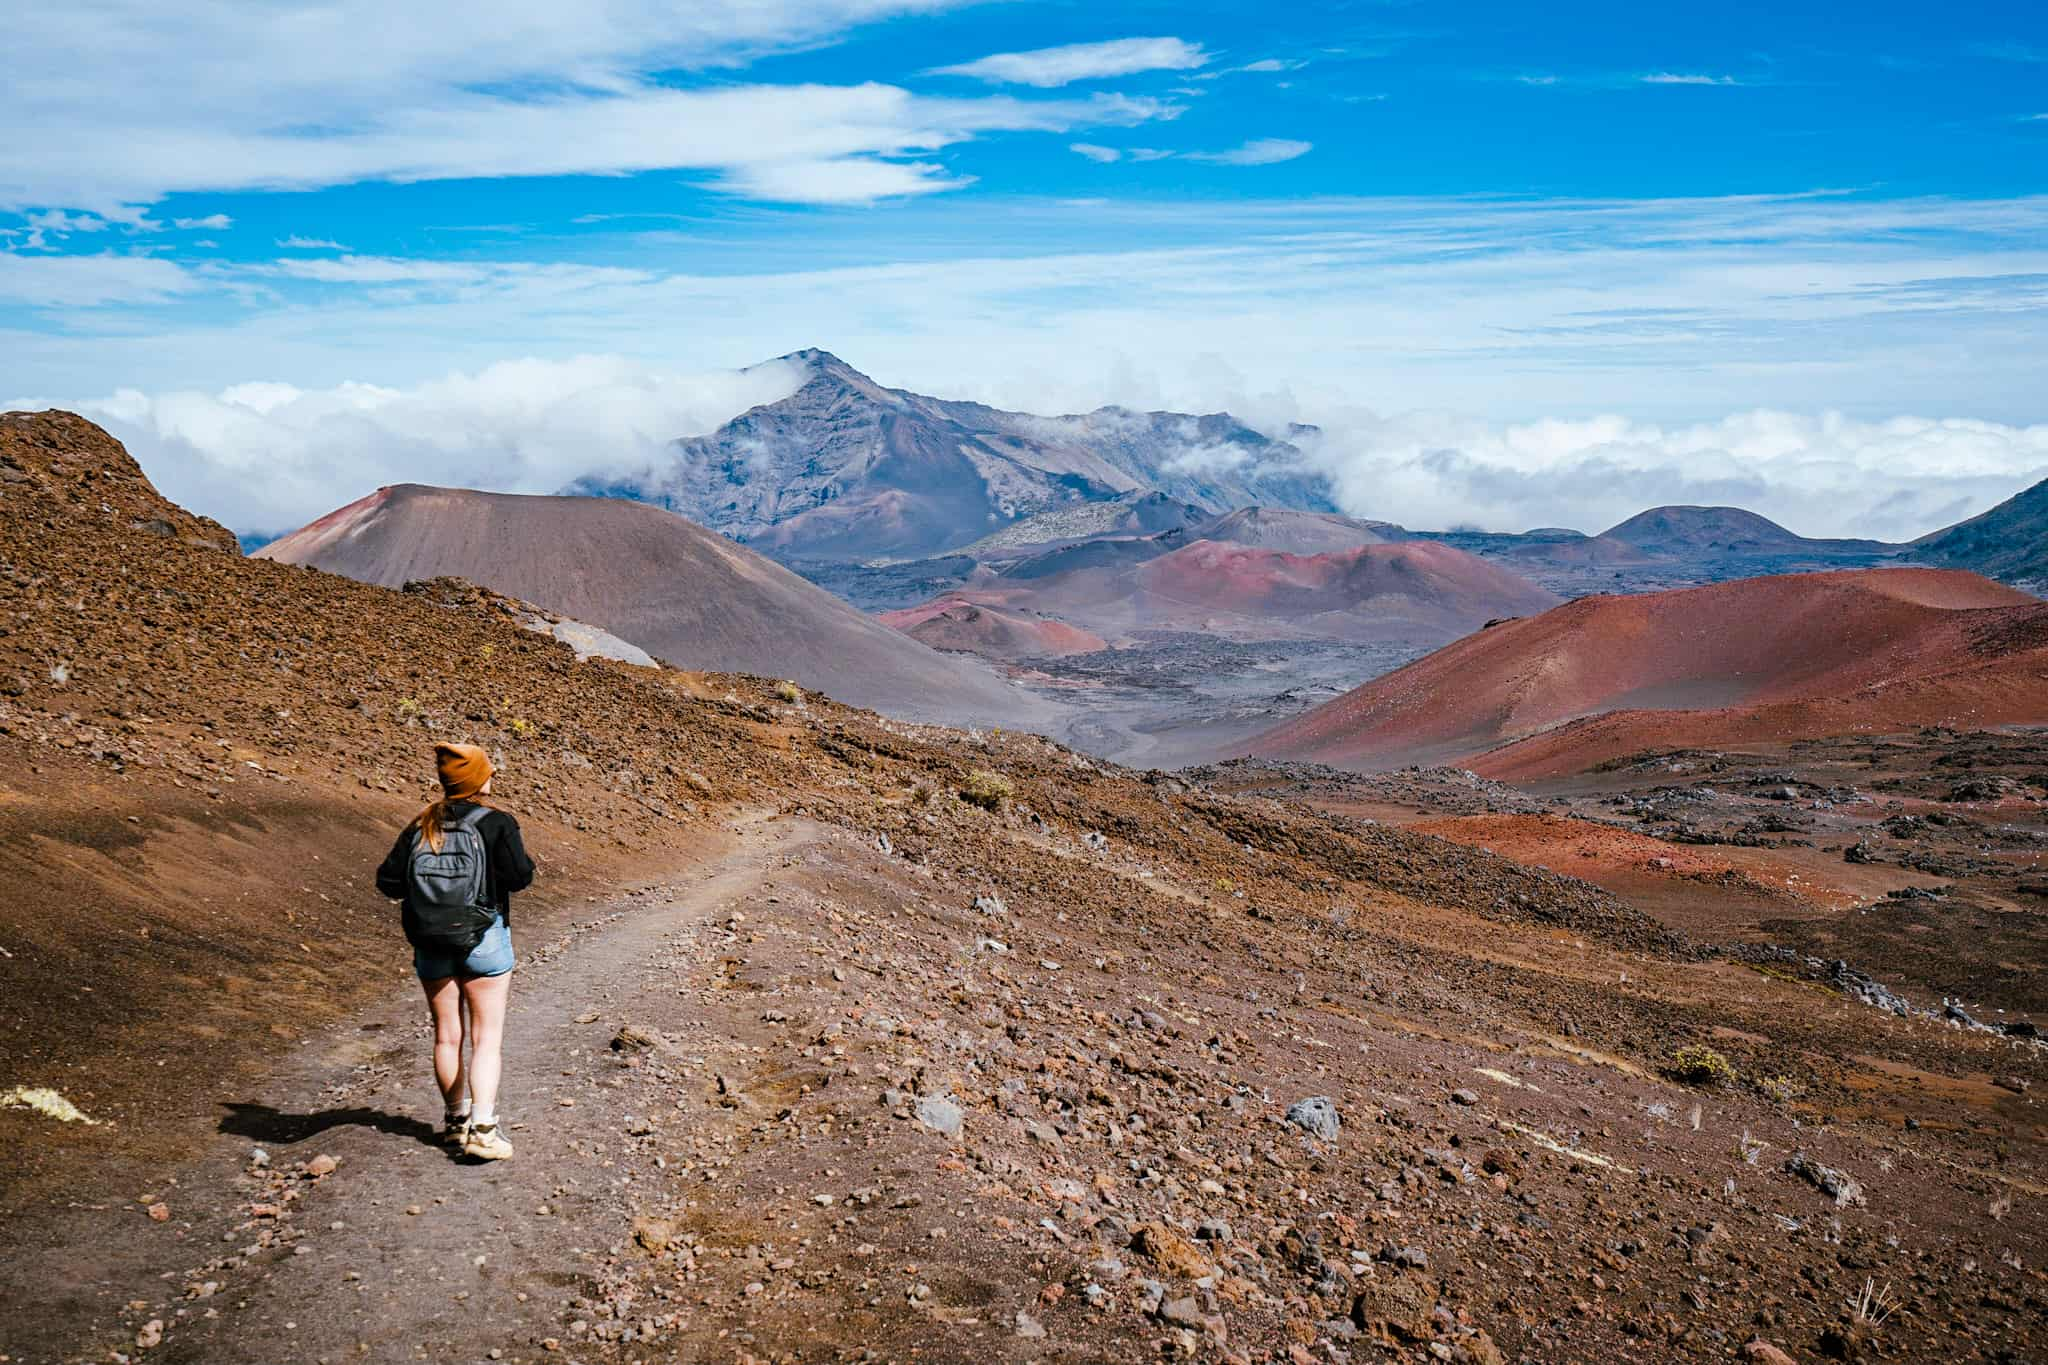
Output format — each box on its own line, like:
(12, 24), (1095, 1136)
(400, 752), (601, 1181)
(449, 805), (492, 832)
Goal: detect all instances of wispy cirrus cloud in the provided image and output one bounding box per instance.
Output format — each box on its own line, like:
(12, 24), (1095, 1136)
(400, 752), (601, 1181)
(1186, 138), (1313, 166)
(2, 1), (1178, 212)
(1071, 138), (1308, 166)
(278, 236), (350, 249)
(0, 251), (198, 307)
(1965, 40), (2045, 63)
(1640, 72), (1741, 86)
(928, 36), (1208, 87)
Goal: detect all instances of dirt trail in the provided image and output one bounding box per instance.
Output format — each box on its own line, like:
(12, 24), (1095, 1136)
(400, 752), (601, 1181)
(7, 810), (789, 1365)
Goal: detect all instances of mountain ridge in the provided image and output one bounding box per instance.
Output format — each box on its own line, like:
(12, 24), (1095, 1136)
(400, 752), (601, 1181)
(1913, 472), (2048, 589)
(573, 349), (1337, 562)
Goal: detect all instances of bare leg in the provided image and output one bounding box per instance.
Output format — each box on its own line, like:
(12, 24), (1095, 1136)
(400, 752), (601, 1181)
(458, 971), (512, 1120)
(459, 992), (473, 1109)
(420, 975), (465, 1110)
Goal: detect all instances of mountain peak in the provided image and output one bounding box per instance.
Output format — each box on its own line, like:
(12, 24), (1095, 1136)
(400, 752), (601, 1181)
(774, 347), (852, 370)
(1601, 504), (1801, 550)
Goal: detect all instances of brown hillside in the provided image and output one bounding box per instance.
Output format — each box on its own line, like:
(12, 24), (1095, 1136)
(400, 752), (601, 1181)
(1253, 567), (2048, 774)
(2, 413), (2041, 1365)
(256, 483), (1048, 729)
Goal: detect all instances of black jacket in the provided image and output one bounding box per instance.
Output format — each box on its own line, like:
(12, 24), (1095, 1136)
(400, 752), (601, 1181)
(376, 801), (535, 931)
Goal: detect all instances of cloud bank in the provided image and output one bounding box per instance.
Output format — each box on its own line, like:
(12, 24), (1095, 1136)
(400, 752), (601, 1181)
(21, 356), (2048, 546)
(1296, 409), (2048, 544)
(52, 356), (805, 534)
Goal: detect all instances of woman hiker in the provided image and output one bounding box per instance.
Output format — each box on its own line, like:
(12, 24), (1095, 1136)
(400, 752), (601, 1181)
(376, 742), (534, 1161)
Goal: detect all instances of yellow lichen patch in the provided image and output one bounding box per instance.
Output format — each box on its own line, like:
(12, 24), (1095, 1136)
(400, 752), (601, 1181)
(1, 1086), (99, 1124)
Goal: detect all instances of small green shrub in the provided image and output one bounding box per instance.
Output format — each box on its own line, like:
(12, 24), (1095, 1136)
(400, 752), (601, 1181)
(1671, 1044), (1737, 1088)
(960, 769), (1014, 811)
(773, 680), (802, 704)
(507, 717), (533, 739)
(1756, 1073), (1806, 1103)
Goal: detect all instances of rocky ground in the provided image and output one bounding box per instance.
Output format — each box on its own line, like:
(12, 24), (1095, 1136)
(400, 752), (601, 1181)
(1, 412), (2044, 1363)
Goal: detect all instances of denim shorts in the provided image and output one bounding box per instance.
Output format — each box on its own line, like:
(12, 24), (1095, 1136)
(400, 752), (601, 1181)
(412, 914), (515, 981)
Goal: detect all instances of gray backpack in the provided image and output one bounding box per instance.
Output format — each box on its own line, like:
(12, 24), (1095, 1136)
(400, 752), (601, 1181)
(407, 806), (496, 953)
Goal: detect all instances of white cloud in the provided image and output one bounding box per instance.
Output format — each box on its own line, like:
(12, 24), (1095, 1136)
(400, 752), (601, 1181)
(717, 156), (966, 203)
(4, 81), (1172, 210)
(1516, 74), (1560, 86)
(1186, 138), (1313, 166)
(277, 236), (351, 249)
(1298, 409), (2048, 542)
(11, 193), (2048, 504)
(38, 355), (809, 532)
(3, 2), (1175, 211)
(0, 251), (196, 306)
(26, 209), (110, 235)
(1070, 143), (1123, 163)
(172, 213), (232, 229)
(1640, 72), (1740, 86)
(929, 37), (1208, 88)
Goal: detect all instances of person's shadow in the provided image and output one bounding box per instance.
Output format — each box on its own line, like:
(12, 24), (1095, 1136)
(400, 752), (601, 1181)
(219, 1102), (442, 1149)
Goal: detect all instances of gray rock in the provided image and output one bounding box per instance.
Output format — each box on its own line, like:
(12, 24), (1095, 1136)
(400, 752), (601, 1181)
(1382, 1244), (1429, 1271)
(1785, 1152), (1866, 1207)
(1014, 1311), (1046, 1339)
(973, 894), (1007, 917)
(916, 1095), (964, 1137)
(1285, 1096), (1341, 1141)
(1450, 1088), (1480, 1106)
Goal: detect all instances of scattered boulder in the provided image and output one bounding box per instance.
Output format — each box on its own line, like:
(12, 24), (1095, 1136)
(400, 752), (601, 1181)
(916, 1095), (964, 1137)
(1284, 1096), (1341, 1141)
(632, 1217), (679, 1256)
(1131, 1223), (1215, 1280)
(1350, 1272), (1434, 1341)
(1785, 1152), (1866, 1207)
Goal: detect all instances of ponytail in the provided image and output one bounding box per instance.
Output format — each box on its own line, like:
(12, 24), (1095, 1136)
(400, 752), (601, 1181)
(411, 793), (492, 852)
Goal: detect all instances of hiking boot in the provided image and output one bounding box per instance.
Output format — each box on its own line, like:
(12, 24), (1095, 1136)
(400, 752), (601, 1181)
(440, 1115), (471, 1150)
(464, 1122), (513, 1161)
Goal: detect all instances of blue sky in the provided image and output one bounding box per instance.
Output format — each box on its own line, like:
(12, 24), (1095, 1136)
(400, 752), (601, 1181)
(4, 0), (2046, 535)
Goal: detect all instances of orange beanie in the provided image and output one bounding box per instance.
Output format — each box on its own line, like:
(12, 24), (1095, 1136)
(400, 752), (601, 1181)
(435, 742), (494, 800)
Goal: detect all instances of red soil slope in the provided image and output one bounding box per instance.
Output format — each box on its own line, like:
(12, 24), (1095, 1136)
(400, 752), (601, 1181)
(1131, 539), (1556, 632)
(1253, 567), (2048, 775)
(258, 484), (1050, 729)
(901, 538), (1559, 651)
